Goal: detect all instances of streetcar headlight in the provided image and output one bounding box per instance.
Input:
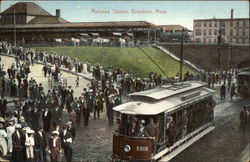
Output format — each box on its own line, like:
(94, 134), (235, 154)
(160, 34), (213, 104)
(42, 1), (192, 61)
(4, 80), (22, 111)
(124, 145), (131, 152)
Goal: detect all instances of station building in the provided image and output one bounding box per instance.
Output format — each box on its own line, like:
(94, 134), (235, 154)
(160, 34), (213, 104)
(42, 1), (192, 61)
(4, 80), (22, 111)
(0, 2), (157, 46)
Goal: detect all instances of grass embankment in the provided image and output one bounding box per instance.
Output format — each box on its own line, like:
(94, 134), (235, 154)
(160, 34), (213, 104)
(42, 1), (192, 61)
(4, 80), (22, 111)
(34, 46), (197, 78)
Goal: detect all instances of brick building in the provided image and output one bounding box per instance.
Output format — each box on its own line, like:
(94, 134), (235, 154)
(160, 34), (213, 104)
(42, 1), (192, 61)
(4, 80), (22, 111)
(158, 25), (192, 43)
(193, 10), (250, 45)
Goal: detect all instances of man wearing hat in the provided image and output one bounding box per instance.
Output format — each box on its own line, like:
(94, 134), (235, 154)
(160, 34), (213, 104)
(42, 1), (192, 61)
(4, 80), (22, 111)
(59, 125), (73, 162)
(42, 107), (52, 133)
(34, 127), (47, 162)
(6, 120), (15, 153)
(82, 100), (90, 127)
(49, 131), (61, 162)
(25, 129), (35, 161)
(12, 124), (25, 162)
(107, 94), (115, 126)
(66, 121), (76, 140)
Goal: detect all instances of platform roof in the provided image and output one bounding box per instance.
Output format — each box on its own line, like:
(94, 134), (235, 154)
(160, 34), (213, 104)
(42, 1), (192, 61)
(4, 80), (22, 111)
(1, 2), (51, 16)
(0, 21), (156, 29)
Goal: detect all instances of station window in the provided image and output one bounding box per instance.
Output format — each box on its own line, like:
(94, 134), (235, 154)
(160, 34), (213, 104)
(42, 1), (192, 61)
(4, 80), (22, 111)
(214, 29), (217, 35)
(196, 38), (201, 43)
(203, 29), (207, 36)
(220, 29), (226, 35)
(243, 21), (246, 27)
(230, 21), (233, 27)
(214, 22), (217, 27)
(204, 22), (207, 27)
(243, 29), (245, 36)
(195, 29), (201, 36)
(209, 29), (212, 35)
(209, 22), (212, 27)
(220, 21), (226, 27)
(230, 29), (233, 36)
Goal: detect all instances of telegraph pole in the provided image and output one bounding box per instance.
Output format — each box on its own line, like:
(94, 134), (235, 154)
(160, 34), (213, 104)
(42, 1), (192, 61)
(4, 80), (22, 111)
(180, 28), (184, 81)
(14, 4), (16, 47)
(217, 29), (222, 70)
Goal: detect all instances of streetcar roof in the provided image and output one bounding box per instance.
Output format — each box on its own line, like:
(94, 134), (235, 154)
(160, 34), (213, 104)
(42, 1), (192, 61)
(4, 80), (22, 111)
(113, 81), (214, 115)
(129, 81), (206, 100)
(238, 71), (250, 76)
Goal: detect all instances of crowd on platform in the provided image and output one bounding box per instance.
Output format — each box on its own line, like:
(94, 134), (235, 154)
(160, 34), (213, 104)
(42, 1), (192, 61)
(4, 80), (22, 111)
(0, 41), (241, 161)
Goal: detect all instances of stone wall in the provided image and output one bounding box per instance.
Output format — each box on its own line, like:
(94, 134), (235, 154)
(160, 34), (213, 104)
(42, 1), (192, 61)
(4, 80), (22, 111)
(160, 44), (250, 71)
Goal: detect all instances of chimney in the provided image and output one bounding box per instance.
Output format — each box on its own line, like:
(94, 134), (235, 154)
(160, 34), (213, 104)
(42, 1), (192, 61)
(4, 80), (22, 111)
(231, 9), (233, 19)
(56, 9), (60, 18)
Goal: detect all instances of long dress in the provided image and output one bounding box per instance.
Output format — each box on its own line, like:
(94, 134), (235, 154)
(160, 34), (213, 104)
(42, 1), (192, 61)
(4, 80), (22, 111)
(6, 125), (15, 153)
(0, 129), (8, 156)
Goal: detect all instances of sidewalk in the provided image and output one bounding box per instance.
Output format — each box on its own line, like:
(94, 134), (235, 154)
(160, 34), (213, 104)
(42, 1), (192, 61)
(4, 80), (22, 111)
(0, 53), (94, 81)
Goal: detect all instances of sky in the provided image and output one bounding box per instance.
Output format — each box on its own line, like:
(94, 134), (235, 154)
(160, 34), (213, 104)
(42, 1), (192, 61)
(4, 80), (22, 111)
(0, 1), (249, 30)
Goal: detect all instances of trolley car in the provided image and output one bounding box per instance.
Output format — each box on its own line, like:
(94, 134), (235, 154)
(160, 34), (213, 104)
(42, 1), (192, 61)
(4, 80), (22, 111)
(112, 81), (215, 161)
(238, 68), (250, 98)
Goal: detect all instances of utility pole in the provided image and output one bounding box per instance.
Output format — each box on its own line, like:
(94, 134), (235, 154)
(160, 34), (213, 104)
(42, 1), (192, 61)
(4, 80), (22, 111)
(13, 4), (16, 47)
(217, 29), (222, 70)
(180, 28), (184, 81)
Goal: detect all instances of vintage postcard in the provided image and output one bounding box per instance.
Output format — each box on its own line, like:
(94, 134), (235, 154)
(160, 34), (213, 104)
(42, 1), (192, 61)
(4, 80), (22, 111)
(0, 1), (249, 162)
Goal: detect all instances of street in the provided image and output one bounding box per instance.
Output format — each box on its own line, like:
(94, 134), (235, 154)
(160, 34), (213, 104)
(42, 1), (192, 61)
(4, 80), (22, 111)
(1, 55), (249, 162)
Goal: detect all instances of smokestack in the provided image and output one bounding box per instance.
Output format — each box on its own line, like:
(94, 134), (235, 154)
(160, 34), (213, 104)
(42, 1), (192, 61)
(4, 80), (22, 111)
(231, 9), (233, 19)
(56, 9), (60, 18)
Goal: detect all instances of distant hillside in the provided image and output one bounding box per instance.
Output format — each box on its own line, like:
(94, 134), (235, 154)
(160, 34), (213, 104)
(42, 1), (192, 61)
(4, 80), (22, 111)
(34, 46), (198, 78)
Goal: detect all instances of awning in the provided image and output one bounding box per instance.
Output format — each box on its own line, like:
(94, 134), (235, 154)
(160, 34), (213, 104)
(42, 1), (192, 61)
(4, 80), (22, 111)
(80, 33), (88, 36)
(90, 33), (99, 36)
(126, 33), (133, 36)
(55, 39), (62, 42)
(113, 32), (122, 36)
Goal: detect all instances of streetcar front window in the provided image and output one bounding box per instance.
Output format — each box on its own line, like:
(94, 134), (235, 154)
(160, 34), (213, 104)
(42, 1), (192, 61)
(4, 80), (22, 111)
(118, 114), (164, 141)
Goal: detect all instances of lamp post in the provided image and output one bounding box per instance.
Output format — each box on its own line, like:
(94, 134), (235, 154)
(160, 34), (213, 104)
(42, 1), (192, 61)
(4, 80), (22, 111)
(179, 28), (185, 81)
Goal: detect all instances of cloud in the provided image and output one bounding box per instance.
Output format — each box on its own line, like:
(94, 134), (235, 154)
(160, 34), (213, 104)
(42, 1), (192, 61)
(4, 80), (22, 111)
(76, 5), (80, 9)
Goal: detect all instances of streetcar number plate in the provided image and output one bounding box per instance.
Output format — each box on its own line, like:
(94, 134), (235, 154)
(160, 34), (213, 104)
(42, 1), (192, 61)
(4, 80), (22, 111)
(136, 146), (148, 151)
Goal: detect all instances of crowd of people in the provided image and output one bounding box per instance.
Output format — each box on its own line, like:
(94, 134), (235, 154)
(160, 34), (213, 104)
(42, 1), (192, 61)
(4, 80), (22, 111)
(0, 41), (243, 161)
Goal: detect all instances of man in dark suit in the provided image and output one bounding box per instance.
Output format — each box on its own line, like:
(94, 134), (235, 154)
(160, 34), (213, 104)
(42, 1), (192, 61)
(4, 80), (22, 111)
(66, 121), (76, 140)
(34, 128), (47, 161)
(52, 107), (63, 130)
(12, 124), (26, 162)
(220, 83), (226, 100)
(42, 108), (51, 132)
(30, 107), (41, 130)
(1, 97), (7, 117)
(1, 78), (5, 97)
(59, 125), (73, 162)
(82, 101), (89, 127)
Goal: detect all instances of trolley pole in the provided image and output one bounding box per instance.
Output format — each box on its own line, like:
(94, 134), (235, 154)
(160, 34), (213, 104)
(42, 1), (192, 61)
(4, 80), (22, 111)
(180, 28), (184, 81)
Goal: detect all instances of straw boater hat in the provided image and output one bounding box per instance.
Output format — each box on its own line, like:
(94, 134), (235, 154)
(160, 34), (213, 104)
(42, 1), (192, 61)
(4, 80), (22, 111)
(15, 124), (22, 129)
(52, 131), (59, 135)
(19, 116), (25, 121)
(66, 121), (72, 125)
(0, 117), (5, 122)
(23, 127), (30, 132)
(27, 129), (34, 134)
